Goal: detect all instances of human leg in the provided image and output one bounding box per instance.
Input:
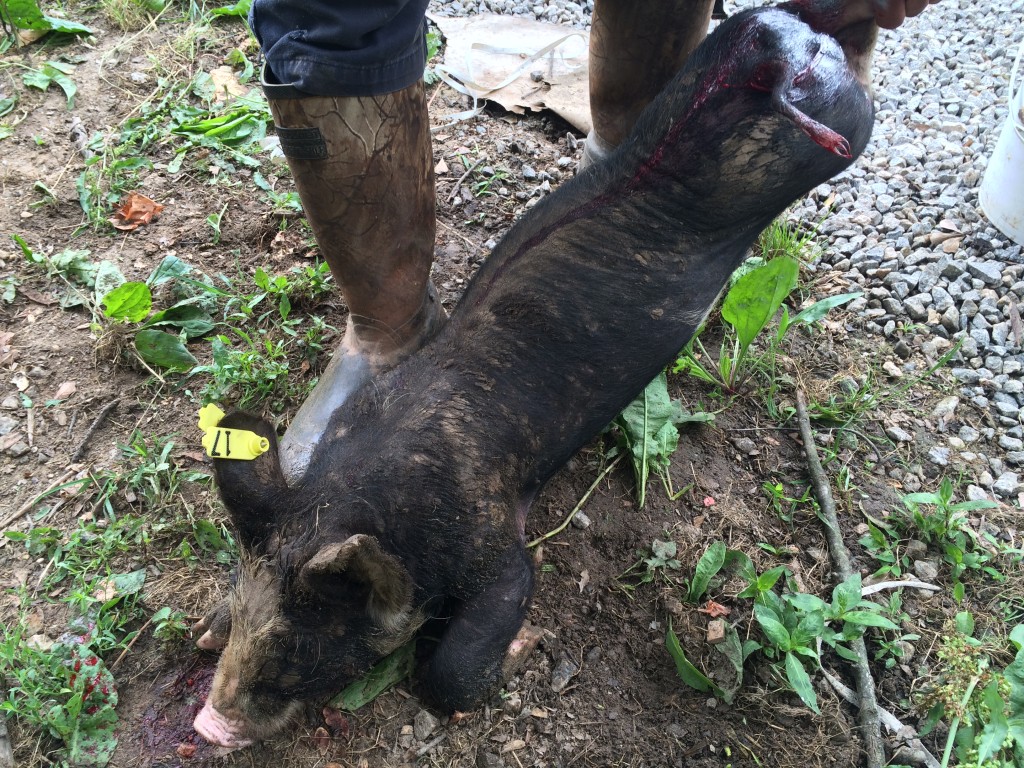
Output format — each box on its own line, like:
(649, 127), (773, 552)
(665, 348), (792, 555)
(582, 0), (717, 167)
(251, 0), (442, 484)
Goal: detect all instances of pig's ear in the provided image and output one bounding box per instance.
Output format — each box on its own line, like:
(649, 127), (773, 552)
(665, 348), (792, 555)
(212, 411), (287, 550)
(301, 534), (413, 631)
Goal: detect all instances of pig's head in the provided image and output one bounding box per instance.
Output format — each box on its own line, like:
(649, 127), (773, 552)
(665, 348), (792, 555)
(194, 413), (420, 748)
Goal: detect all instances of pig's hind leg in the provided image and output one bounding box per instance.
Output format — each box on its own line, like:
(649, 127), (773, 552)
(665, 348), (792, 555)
(427, 546), (535, 713)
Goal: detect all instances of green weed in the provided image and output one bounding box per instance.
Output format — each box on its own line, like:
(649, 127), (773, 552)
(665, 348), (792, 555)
(918, 614), (1024, 768)
(860, 478), (1003, 602)
(619, 537), (683, 590)
(664, 544), (898, 713)
(190, 329), (301, 410)
(608, 372), (712, 507)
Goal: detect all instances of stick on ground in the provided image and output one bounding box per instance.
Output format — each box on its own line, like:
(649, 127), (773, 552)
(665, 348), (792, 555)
(70, 398), (120, 463)
(795, 389), (885, 768)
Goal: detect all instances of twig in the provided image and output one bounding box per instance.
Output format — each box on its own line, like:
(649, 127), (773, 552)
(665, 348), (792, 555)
(110, 616), (153, 671)
(795, 389), (885, 768)
(70, 398), (120, 463)
(446, 158), (482, 204)
(861, 580), (940, 597)
(821, 667), (941, 768)
(414, 733), (447, 758)
(0, 466), (78, 530)
(527, 455), (622, 549)
(26, 407), (34, 447)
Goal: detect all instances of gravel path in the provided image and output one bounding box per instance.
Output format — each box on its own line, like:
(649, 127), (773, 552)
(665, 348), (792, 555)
(430, 0), (1024, 503)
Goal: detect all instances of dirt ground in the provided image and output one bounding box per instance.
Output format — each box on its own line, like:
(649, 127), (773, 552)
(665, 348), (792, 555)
(1, 6), (1020, 768)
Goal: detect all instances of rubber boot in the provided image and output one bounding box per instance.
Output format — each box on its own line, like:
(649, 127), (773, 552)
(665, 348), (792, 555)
(580, 0), (718, 169)
(266, 80), (444, 484)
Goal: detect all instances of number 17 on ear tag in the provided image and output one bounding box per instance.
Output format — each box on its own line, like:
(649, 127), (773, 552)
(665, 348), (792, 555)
(197, 404), (270, 461)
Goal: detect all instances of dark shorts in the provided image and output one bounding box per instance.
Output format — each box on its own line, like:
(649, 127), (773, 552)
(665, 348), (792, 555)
(250, 0), (430, 97)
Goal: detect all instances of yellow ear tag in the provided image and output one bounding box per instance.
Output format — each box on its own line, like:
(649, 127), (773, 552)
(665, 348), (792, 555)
(197, 404), (270, 461)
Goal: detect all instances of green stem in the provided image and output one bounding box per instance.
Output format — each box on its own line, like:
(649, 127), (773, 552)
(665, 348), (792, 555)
(940, 675), (981, 768)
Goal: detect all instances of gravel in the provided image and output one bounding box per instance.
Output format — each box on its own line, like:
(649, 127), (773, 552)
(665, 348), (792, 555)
(430, 0), (1024, 504)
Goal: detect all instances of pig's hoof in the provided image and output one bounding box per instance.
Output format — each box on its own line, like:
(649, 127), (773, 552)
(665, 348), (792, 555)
(501, 622), (544, 680)
(193, 599), (231, 651)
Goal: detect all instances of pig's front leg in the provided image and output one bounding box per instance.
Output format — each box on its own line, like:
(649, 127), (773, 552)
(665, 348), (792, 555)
(427, 547), (535, 713)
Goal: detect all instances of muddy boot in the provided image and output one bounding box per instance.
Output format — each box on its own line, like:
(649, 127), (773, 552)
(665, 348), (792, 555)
(580, 0), (717, 169)
(266, 80), (444, 484)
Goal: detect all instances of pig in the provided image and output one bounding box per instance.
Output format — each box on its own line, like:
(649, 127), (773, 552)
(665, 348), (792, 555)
(194, 2), (878, 747)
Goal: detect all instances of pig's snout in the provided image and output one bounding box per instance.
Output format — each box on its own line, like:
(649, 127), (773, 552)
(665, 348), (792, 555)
(194, 698), (254, 749)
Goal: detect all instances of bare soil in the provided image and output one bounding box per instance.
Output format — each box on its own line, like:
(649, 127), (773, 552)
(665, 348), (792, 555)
(1, 9), (1018, 768)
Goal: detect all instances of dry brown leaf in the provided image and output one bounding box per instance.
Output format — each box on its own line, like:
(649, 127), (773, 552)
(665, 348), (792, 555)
(699, 600), (731, 618)
(0, 332), (15, 366)
(17, 29), (48, 45)
(19, 287), (58, 306)
(11, 371), (29, 392)
(312, 726), (332, 754)
(210, 65), (248, 99)
(435, 158), (449, 175)
(110, 191), (164, 231)
(54, 381), (77, 400)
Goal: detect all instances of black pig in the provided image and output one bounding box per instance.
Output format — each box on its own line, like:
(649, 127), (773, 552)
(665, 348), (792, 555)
(194, 3), (877, 747)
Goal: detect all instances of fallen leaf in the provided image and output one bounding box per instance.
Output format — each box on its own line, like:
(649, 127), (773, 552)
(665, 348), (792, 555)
(17, 29), (48, 45)
(699, 600), (731, 618)
(11, 371), (29, 392)
(0, 332), (15, 366)
(577, 569), (589, 593)
(435, 158), (449, 175)
(109, 191), (164, 231)
(501, 739), (527, 754)
(93, 579), (118, 602)
(530, 707), (549, 718)
(19, 287), (58, 305)
(210, 65), (247, 99)
(312, 726), (331, 754)
(54, 381), (76, 400)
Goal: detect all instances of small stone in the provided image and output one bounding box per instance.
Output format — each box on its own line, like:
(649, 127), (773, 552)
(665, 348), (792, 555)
(966, 260), (1003, 286)
(502, 691), (522, 716)
(883, 360), (904, 378)
(732, 436), (759, 455)
(398, 725), (415, 749)
(550, 655), (579, 693)
(993, 472), (1020, 498)
(707, 619), (727, 645)
(0, 415), (18, 435)
(912, 560), (940, 580)
(966, 485), (992, 502)
(959, 426), (980, 443)
(928, 446), (950, 466)
(413, 709), (440, 741)
(932, 396), (959, 424)
(885, 425), (914, 443)
(571, 511), (591, 529)
(5, 440), (29, 458)
(999, 436), (1024, 452)
(905, 539), (928, 560)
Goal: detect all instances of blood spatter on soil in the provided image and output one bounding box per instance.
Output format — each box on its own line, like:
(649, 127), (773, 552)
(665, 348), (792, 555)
(138, 656), (221, 764)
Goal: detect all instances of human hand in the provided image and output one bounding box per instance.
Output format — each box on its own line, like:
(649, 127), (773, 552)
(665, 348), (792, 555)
(873, 0), (938, 29)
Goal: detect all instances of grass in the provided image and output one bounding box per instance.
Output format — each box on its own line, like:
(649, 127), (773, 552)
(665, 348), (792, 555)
(1, 429), (234, 765)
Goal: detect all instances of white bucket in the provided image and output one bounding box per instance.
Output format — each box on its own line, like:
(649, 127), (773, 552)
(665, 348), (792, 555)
(980, 42), (1024, 247)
